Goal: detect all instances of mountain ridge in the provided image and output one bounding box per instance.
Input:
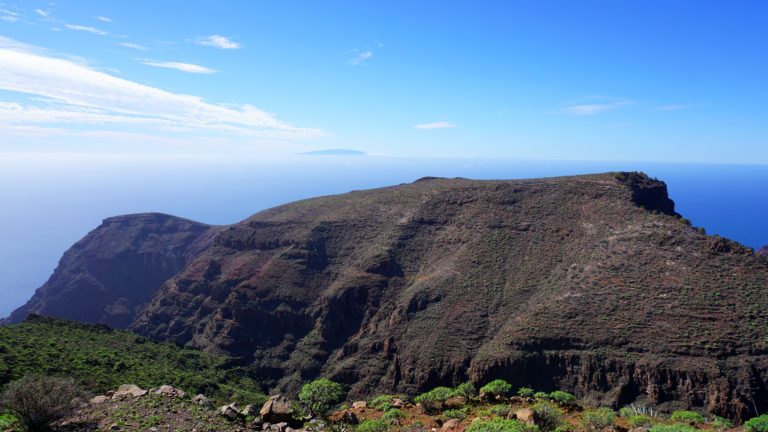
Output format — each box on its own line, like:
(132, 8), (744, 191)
(5, 172), (768, 420)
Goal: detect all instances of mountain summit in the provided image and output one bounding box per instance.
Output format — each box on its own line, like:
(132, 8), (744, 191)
(5, 172), (768, 420)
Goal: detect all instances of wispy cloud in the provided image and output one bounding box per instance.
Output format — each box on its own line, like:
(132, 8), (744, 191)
(142, 60), (216, 74)
(0, 36), (327, 140)
(349, 50), (373, 66)
(94, 15), (112, 23)
(34, 8), (53, 20)
(559, 97), (634, 116)
(0, 8), (19, 22)
(118, 42), (148, 51)
(196, 35), (240, 49)
(64, 24), (108, 36)
(414, 121), (455, 129)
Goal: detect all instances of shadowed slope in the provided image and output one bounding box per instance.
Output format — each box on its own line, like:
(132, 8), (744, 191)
(3, 213), (213, 328)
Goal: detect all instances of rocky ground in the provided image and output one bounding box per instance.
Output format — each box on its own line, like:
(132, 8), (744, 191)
(2, 383), (740, 432)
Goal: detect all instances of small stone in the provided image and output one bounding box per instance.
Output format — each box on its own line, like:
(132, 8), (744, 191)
(109, 423), (120, 430)
(442, 419), (461, 431)
(241, 404), (257, 416)
(112, 384), (147, 399)
(352, 401), (367, 409)
(90, 395), (109, 404)
(391, 398), (405, 408)
(154, 384), (186, 398)
(221, 402), (243, 420)
(192, 394), (213, 408)
(515, 408), (535, 425)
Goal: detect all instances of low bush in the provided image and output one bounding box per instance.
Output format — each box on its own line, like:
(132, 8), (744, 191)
(481, 380), (513, 399)
(711, 415), (733, 430)
(745, 414), (768, 432)
(456, 382), (478, 400)
(534, 391), (549, 400)
(1, 375), (82, 432)
(618, 407), (635, 417)
(382, 408), (405, 424)
(415, 387), (455, 413)
(368, 394), (395, 411)
(467, 418), (538, 432)
(628, 415), (654, 427)
(548, 391), (576, 406)
(488, 404), (513, 418)
(356, 419), (390, 432)
(649, 424), (698, 432)
(298, 378), (344, 418)
(532, 400), (563, 432)
(444, 407), (470, 420)
(0, 413), (18, 429)
(670, 410), (705, 425)
(517, 387), (535, 398)
(582, 408), (616, 430)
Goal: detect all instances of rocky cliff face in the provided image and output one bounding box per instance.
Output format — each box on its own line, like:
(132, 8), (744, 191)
(757, 246), (768, 257)
(3, 213), (213, 328)
(7, 173), (768, 420)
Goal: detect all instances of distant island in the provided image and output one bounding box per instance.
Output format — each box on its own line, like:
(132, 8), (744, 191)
(298, 149), (366, 156)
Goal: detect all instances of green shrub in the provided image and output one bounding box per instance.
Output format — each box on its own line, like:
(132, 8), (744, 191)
(444, 408), (470, 420)
(481, 380), (513, 399)
(649, 424), (698, 432)
(0, 413), (18, 429)
(711, 415), (733, 430)
(414, 387), (455, 403)
(548, 391), (576, 406)
(369, 394), (395, 411)
(382, 408), (405, 423)
(628, 415), (654, 427)
(746, 415), (768, 432)
(532, 400), (563, 432)
(618, 407), (635, 417)
(517, 387), (535, 398)
(670, 410), (705, 425)
(298, 378), (344, 418)
(456, 382), (478, 400)
(356, 419), (390, 432)
(581, 408), (616, 430)
(1, 375), (83, 432)
(467, 418), (538, 432)
(534, 391), (549, 400)
(488, 404), (513, 417)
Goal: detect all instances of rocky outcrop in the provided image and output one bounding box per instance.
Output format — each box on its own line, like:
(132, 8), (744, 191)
(260, 395), (294, 423)
(757, 246), (768, 257)
(3, 213), (213, 328)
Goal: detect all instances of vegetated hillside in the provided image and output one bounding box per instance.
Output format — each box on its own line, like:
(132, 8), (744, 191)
(2, 213), (214, 328)
(0, 314), (266, 405)
(5, 172), (768, 421)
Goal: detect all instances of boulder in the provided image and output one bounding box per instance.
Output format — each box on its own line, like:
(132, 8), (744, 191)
(112, 384), (147, 399)
(391, 398), (405, 408)
(341, 411), (358, 425)
(352, 401), (367, 409)
(260, 395), (294, 423)
(514, 408), (535, 425)
(241, 404), (258, 416)
(192, 394), (214, 408)
(221, 403), (243, 420)
(154, 384), (186, 398)
(441, 419), (461, 431)
(264, 422), (289, 432)
(90, 395), (109, 404)
(445, 396), (467, 408)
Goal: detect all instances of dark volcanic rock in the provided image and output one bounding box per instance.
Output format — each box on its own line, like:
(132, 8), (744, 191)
(3, 213), (213, 328)
(8, 172), (768, 420)
(757, 246), (768, 257)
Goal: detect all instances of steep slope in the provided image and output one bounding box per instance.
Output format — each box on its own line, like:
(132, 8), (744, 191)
(3, 213), (213, 328)
(758, 246), (768, 257)
(124, 172), (768, 420)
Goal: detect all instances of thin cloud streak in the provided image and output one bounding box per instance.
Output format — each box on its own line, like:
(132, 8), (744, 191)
(560, 98), (633, 116)
(196, 35), (240, 49)
(349, 50), (373, 66)
(118, 42), (148, 51)
(64, 24), (108, 36)
(414, 121), (455, 129)
(142, 60), (216, 74)
(95, 16), (112, 23)
(0, 37), (327, 139)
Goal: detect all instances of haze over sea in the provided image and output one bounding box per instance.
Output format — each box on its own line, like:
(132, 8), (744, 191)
(1, 153), (765, 317)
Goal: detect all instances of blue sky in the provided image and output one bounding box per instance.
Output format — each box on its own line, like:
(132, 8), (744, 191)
(0, 1), (767, 162)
